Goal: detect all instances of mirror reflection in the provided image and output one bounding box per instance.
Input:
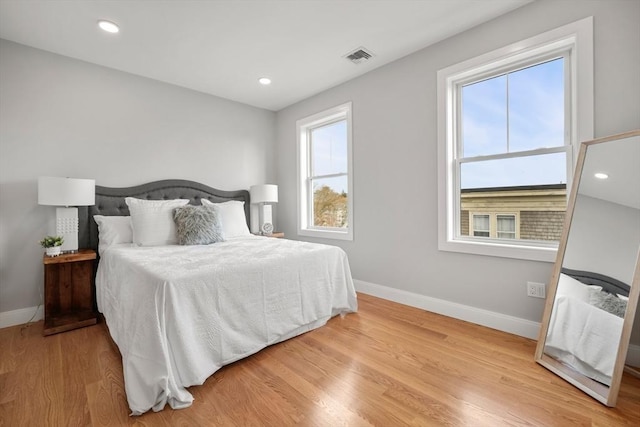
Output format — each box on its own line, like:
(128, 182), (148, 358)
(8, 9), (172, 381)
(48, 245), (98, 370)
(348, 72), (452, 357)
(537, 131), (640, 406)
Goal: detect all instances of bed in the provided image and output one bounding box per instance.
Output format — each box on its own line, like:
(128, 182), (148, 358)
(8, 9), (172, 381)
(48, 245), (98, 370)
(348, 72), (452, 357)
(78, 180), (358, 415)
(544, 268), (630, 386)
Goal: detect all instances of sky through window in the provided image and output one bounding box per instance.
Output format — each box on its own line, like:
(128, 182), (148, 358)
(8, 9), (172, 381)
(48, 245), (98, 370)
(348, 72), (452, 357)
(461, 58), (565, 189)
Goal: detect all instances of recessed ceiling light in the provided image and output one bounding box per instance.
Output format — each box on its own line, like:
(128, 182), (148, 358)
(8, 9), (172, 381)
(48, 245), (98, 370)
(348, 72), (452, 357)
(594, 172), (609, 180)
(98, 20), (120, 34)
(258, 77), (272, 85)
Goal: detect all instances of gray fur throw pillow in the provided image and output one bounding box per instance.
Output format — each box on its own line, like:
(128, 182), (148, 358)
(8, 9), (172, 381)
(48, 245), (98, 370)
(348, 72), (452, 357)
(589, 290), (627, 318)
(173, 205), (224, 245)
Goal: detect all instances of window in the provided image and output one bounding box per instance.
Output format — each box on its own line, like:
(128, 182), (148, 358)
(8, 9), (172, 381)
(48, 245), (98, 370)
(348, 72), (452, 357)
(470, 213), (518, 239)
(297, 102), (353, 240)
(497, 215), (516, 239)
(438, 17), (593, 262)
(473, 214), (490, 237)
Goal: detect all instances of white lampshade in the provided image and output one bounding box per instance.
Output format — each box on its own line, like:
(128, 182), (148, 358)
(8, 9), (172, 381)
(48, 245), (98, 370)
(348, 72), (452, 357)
(250, 184), (278, 204)
(38, 176), (95, 253)
(38, 176), (95, 206)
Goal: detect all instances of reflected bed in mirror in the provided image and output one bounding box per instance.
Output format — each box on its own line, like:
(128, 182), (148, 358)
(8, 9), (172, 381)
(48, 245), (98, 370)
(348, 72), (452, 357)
(535, 129), (640, 407)
(544, 269), (629, 386)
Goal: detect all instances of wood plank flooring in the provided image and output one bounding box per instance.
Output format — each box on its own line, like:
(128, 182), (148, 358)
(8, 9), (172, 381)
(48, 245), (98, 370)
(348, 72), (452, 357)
(1, 293), (639, 426)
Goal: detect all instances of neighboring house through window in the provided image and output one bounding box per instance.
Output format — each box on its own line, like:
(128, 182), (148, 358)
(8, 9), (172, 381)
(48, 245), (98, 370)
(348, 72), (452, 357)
(297, 102), (353, 240)
(437, 17), (593, 262)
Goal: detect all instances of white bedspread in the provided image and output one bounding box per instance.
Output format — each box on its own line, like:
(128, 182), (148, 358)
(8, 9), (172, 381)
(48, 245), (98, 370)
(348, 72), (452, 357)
(544, 295), (623, 385)
(96, 236), (357, 415)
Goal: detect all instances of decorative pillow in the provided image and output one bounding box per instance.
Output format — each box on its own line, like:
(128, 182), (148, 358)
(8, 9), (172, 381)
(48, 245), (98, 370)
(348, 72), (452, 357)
(617, 294), (629, 302)
(589, 290), (628, 318)
(93, 215), (133, 255)
(125, 197), (189, 246)
(201, 199), (250, 239)
(173, 205), (224, 245)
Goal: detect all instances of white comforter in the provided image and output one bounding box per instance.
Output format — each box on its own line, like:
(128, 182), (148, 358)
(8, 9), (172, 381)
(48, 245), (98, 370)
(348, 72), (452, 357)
(545, 296), (623, 385)
(96, 236), (357, 415)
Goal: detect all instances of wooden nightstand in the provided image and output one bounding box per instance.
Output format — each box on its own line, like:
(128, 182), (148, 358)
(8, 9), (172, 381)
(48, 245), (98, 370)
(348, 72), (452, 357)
(253, 232), (284, 238)
(43, 249), (97, 336)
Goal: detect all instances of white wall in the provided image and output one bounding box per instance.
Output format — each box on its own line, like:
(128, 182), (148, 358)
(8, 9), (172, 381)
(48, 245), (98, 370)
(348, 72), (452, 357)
(564, 195), (640, 285)
(275, 0), (640, 331)
(0, 40), (276, 319)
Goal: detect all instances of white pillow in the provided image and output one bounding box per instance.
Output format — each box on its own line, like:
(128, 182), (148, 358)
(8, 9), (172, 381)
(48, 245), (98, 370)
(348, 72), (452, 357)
(93, 215), (133, 255)
(617, 294), (629, 302)
(201, 199), (250, 239)
(556, 273), (593, 302)
(125, 197), (189, 246)
(586, 285), (604, 302)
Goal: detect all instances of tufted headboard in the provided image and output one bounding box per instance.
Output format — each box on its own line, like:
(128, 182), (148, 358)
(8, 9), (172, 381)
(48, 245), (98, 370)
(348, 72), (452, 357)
(561, 267), (631, 297)
(78, 179), (250, 252)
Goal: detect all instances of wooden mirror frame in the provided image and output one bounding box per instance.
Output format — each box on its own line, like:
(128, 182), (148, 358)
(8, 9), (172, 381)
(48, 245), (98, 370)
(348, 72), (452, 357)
(534, 129), (640, 407)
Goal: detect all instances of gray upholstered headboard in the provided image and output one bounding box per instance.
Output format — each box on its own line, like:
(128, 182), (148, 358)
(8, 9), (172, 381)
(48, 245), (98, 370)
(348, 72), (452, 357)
(561, 267), (631, 297)
(78, 179), (250, 252)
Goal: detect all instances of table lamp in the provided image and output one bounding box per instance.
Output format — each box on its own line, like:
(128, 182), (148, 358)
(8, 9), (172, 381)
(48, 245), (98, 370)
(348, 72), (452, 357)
(38, 176), (95, 253)
(250, 184), (278, 235)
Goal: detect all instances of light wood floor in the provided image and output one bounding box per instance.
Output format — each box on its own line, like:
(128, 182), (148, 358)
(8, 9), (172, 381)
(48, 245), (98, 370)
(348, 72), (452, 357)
(1, 293), (639, 426)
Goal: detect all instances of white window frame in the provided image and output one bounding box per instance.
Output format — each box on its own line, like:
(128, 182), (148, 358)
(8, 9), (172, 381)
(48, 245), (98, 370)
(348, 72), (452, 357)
(437, 17), (593, 262)
(297, 102), (353, 241)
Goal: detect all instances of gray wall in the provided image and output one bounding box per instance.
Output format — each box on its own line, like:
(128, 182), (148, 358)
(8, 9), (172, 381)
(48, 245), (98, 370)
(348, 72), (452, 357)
(564, 195), (640, 286)
(0, 40), (276, 315)
(275, 0), (640, 324)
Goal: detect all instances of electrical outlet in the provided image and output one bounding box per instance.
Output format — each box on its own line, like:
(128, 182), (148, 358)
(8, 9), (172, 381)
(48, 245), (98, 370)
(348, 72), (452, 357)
(527, 282), (546, 298)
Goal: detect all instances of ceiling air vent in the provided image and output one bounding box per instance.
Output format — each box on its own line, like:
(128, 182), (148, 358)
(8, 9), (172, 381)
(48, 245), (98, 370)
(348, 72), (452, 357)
(344, 47), (374, 64)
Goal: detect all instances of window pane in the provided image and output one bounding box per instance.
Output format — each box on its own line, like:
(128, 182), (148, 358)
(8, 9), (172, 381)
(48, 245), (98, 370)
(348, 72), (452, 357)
(509, 58), (565, 152)
(473, 214), (490, 237)
(311, 120), (347, 176)
(460, 153), (567, 243)
(497, 215), (516, 239)
(311, 176), (348, 228)
(460, 152), (566, 189)
(462, 59), (565, 158)
(462, 75), (507, 157)
(497, 215), (515, 231)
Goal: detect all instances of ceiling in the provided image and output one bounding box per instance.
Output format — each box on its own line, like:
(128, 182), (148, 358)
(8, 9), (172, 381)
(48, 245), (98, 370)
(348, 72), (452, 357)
(0, 0), (531, 111)
(580, 134), (640, 210)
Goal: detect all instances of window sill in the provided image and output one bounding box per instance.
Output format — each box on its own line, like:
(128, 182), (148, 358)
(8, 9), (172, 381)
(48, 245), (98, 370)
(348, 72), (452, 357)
(438, 237), (558, 263)
(298, 228), (353, 241)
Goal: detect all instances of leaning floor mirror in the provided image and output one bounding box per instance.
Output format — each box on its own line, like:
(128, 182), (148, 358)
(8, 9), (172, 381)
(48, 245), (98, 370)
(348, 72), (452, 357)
(535, 129), (640, 406)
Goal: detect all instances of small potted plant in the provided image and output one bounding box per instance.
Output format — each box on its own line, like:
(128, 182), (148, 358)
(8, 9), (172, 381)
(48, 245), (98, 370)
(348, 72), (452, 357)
(40, 235), (64, 257)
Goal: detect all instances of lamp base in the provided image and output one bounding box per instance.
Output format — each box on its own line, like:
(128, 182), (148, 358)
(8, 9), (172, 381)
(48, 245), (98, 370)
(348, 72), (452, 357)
(56, 207), (79, 253)
(258, 204), (274, 236)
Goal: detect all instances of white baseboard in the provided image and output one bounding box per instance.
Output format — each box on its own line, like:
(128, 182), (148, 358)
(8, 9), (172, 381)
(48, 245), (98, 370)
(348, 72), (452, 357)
(0, 305), (44, 329)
